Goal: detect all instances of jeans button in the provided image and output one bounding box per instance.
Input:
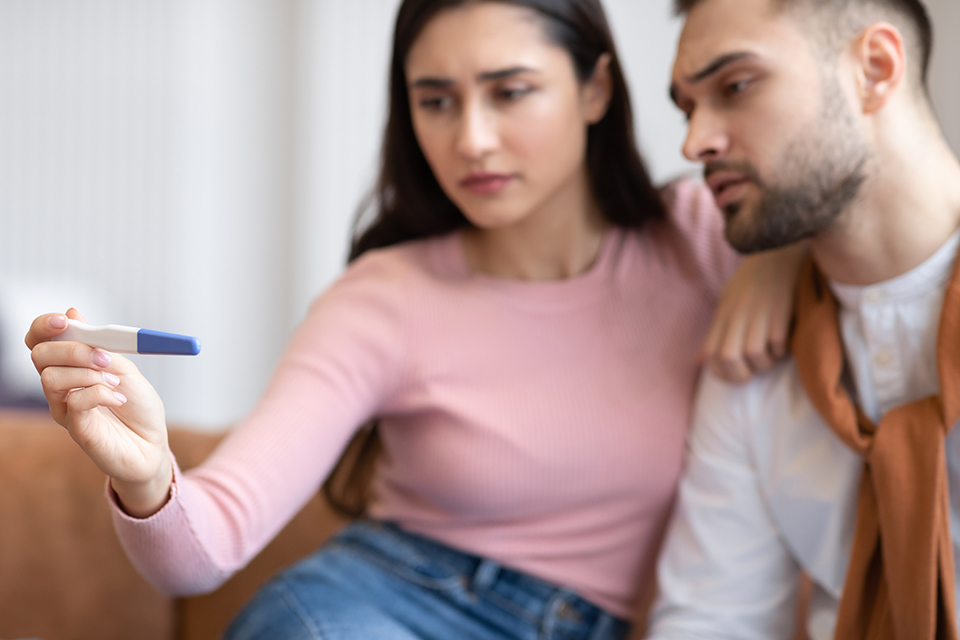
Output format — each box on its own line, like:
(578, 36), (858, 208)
(459, 576), (478, 603)
(556, 600), (583, 622)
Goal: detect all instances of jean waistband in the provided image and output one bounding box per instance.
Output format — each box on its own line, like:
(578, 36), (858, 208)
(332, 520), (630, 640)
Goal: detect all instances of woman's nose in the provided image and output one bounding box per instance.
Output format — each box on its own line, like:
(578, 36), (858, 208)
(456, 100), (499, 160)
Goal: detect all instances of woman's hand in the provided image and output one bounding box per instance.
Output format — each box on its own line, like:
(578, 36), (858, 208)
(701, 243), (808, 383)
(26, 308), (173, 517)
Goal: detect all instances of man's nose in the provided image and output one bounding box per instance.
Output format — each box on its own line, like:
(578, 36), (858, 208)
(682, 109), (730, 162)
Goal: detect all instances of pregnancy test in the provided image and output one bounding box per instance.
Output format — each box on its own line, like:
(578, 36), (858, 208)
(52, 319), (201, 355)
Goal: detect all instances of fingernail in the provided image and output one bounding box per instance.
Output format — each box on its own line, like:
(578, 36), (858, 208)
(114, 391), (127, 403)
(103, 372), (120, 387)
(49, 315), (67, 329)
(92, 350), (112, 368)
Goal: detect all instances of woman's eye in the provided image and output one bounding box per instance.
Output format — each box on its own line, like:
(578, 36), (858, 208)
(497, 86), (532, 102)
(419, 96), (454, 111)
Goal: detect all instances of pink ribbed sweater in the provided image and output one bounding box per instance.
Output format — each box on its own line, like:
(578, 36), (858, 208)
(110, 178), (736, 617)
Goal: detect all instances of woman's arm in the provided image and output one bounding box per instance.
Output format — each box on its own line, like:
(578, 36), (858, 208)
(700, 243), (807, 383)
(25, 252), (410, 595)
(661, 177), (806, 384)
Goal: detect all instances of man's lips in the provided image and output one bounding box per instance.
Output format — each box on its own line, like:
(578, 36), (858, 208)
(459, 173), (514, 195)
(705, 171), (753, 208)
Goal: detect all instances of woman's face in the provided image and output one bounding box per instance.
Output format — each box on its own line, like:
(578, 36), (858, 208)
(405, 2), (611, 231)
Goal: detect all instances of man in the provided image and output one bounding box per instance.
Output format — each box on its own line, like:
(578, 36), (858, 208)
(647, 0), (960, 639)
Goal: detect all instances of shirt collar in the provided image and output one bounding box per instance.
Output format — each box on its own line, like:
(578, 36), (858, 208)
(828, 229), (960, 310)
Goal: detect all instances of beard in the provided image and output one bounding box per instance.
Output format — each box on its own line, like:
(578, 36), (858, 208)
(712, 78), (870, 255)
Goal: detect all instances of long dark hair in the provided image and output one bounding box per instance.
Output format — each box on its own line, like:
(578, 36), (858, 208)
(324, 0), (666, 518)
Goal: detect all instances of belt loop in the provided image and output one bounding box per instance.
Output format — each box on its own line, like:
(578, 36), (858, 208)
(588, 612), (616, 640)
(472, 558), (500, 593)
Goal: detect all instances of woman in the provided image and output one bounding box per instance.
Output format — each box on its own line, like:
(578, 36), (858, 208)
(26, 1), (799, 638)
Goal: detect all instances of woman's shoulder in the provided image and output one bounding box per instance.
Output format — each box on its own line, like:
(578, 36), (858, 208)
(657, 174), (719, 228)
(323, 232), (464, 309)
(620, 175), (738, 295)
(656, 176), (739, 291)
(344, 232), (461, 282)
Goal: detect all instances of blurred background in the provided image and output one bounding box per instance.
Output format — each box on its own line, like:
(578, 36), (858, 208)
(1, 0), (957, 429)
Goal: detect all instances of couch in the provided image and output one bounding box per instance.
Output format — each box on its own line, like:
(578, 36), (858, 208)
(0, 410), (348, 640)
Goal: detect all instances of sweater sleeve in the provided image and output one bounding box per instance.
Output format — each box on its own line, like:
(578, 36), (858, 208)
(661, 176), (741, 298)
(109, 250), (410, 595)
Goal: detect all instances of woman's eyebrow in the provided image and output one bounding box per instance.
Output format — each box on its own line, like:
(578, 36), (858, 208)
(411, 77), (454, 89)
(410, 66), (538, 89)
(477, 66), (537, 82)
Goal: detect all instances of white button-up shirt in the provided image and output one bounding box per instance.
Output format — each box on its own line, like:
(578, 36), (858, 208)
(647, 231), (960, 640)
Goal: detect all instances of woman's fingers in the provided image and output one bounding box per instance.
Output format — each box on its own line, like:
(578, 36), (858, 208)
(31, 340), (138, 429)
(742, 310), (776, 373)
(709, 329), (753, 384)
(702, 298), (754, 383)
(704, 302), (787, 383)
(63, 383), (127, 415)
(25, 313), (69, 350)
(32, 340), (113, 375)
(24, 308), (88, 351)
(40, 365), (122, 398)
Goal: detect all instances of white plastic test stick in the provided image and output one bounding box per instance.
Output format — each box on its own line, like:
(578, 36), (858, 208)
(52, 319), (201, 355)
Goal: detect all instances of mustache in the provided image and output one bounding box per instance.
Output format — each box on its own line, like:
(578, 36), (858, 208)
(704, 160), (763, 186)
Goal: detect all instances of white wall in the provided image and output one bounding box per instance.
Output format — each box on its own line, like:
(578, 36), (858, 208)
(927, 0), (960, 155)
(0, 0), (299, 425)
(1, 0), (957, 428)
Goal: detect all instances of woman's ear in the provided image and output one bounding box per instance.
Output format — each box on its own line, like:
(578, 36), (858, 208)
(582, 53), (614, 125)
(851, 22), (906, 114)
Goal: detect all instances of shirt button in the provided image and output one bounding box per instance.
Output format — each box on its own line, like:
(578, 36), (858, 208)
(874, 350), (894, 367)
(864, 289), (885, 304)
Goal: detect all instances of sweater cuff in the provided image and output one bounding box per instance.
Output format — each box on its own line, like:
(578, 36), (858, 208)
(104, 452), (181, 523)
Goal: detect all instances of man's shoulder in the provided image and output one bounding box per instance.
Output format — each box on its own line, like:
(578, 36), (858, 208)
(690, 360), (808, 453)
(689, 358), (862, 594)
(691, 358), (855, 468)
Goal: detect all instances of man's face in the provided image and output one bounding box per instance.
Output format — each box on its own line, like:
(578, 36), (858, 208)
(670, 0), (868, 253)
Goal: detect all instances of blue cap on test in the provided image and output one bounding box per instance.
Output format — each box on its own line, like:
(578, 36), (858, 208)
(137, 329), (202, 355)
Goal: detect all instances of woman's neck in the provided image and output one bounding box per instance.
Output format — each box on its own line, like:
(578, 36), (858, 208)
(462, 169), (609, 281)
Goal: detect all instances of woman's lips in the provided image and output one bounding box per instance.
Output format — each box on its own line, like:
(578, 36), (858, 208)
(460, 173), (514, 195)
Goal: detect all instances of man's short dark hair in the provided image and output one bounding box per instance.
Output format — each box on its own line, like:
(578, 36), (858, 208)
(674, 0), (933, 87)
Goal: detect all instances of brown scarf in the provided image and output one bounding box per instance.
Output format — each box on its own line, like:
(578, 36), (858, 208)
(792, 256), (960, 640)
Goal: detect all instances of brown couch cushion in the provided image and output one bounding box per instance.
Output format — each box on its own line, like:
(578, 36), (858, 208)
(0, 410), (349, 640)
(0, 410), (173, 640)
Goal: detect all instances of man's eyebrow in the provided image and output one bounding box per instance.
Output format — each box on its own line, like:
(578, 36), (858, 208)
(686, 52), (757, 84)
(669, 51), (759, 108)
(669, 84), (683, 108)
(411, 66), (537, 89)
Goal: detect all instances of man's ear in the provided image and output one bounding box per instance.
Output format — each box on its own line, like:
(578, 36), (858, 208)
(851, 22), (906, 114)
(582, 53), (614, 124)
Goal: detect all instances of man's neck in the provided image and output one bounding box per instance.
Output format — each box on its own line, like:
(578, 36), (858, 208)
(810, 133), (960, 287)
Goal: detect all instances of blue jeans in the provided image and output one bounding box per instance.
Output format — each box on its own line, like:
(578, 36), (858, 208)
(224, 520), (631, 640)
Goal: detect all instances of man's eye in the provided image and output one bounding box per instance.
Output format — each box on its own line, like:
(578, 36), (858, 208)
(723, 80), (751, 97)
